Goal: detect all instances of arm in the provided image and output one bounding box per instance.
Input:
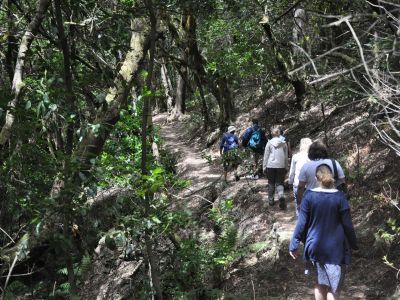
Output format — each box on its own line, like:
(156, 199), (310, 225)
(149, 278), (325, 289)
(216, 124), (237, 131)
(340, 198), (358, 250)
(220, 135), (226, 155)
(297, 181), (306, 207)
(289, 195), (310, 254)
(335, 160), (347, 188)
(241, 128), (252, 147)
(262, 143), (270, 172)
(288, 156), (296, 185)
(284, 143), (289, 170)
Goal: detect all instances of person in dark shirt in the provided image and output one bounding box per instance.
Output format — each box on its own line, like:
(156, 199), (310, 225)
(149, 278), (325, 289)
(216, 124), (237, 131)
(241, 119), (267, 179)
(289, 164), (358, 300)
(220, 125), (240, 182)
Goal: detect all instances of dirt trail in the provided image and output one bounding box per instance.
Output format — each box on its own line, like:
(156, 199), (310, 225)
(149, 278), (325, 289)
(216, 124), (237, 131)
(154, 113), (371, 299)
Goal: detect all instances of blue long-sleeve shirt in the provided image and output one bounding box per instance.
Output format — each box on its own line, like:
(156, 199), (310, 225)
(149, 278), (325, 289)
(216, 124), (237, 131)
(289, 188), (358, 265)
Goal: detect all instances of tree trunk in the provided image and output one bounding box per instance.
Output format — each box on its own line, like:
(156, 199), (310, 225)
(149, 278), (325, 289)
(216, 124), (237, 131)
(194, 75), (209, 131)
(0, 0), (51, 146)
(160, 61), (174, 114)
(172, 66), (187, 117)
(142, 0), (163, 298)
(5, 0), (17, 82)
(53, 0), (78, 293)
(54, 0), (76, 155)
(181, 11), (233, 128)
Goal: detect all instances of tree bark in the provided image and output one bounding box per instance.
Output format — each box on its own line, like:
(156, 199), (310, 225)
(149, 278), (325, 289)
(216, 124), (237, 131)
(53, 0), (79, 294)
(142, 0), (163, 298)
(181, 11), (232, 128)
(0, 0), (51, 146)
(53, 0), (76, 155)
(172, 66), (187, 117)
(5, 0), (18, 82)
(160, 61), (174, 114)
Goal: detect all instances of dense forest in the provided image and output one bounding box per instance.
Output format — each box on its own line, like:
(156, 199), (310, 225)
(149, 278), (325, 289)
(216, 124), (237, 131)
(0, 0), (399, 299)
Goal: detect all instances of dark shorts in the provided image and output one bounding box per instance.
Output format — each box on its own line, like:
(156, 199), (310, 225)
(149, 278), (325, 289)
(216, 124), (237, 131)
(266, 168), (286, 185)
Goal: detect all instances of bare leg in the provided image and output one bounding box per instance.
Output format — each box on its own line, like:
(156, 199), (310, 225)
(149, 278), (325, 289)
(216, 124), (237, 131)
(315, 284), (327, 300)
(327, 292), (340, 300)
(224, 171), (228, 182)
(254, 152), (259, 173)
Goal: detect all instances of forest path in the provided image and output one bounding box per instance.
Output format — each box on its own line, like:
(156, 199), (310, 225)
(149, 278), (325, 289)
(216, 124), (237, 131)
(154, 113), (369, 299)
(154, 114), (222, 197)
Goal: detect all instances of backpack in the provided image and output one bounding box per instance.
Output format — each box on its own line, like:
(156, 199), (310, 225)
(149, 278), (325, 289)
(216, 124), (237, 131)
(331, 159), (348, 195)
(249, 129), (262, 150)
(225, 134), (238, 151)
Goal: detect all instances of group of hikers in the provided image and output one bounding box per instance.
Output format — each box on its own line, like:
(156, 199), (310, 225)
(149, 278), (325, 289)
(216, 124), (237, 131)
(219, 118), (358, 300)
(219, 118), (289, 209)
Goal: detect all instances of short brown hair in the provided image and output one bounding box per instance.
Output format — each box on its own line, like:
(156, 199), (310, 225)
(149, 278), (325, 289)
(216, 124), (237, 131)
(308, 140), (329, 160)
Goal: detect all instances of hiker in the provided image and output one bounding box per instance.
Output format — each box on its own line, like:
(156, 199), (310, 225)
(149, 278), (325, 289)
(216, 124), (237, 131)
(241, 118), (267, 179)
(288, 137), (313, 216)
(220, 125), (240, 182)
(289, 164), (358, 300)
(296, 140), (346, 210)
(262, 126), (289, 209)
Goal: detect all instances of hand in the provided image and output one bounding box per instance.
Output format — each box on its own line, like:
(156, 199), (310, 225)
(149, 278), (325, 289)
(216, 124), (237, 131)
(289, 250), (300, 260)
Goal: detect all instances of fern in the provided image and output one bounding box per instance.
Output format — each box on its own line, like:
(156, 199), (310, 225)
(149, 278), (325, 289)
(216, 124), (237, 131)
(79, 254), (92, 276)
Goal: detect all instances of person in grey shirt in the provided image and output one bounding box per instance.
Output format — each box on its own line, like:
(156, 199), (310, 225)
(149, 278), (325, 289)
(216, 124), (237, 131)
(296, 140), (346, 211)
(263, 126), (289, 209)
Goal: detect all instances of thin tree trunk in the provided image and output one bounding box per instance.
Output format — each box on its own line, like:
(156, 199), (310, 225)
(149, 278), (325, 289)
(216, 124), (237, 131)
(160, 61), (174, 114)
(0, 0), (51, 146)
(194, 74), (209, 131)
(173, 66), (187, 117)
(5, 0), (17, 82)
(53, 0), (78, 294)
(142, 0), (163, 298)
(54, 0), (76, 155)
(180, 11), (233, 128)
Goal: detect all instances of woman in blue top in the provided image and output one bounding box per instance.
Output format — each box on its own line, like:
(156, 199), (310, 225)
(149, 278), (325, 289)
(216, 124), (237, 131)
(289, 164), (358, 300)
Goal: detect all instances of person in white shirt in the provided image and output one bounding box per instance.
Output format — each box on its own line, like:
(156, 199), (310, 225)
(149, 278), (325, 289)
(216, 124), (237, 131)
(288, 137), (312, 215)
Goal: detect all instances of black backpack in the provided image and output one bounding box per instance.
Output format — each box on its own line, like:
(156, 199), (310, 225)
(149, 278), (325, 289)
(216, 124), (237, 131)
(331, 159), (348, 195)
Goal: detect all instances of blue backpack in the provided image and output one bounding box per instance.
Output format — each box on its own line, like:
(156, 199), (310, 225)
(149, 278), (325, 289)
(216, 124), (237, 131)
(249, 129), (261, 150)
(225, 134), (238, 151)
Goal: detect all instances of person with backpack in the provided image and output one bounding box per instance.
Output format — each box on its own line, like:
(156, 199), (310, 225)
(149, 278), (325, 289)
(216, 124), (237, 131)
(296, 140), (347, 211)
(241, 119), (267, 179)
(220, 125), (240, 182)
(263, 126), (289, 209)
(289, 164), (358, 300)
(288, 137), (312, 216)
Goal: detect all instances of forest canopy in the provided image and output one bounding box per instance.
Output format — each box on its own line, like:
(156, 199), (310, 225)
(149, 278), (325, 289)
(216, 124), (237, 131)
(0, 0), (399, 298)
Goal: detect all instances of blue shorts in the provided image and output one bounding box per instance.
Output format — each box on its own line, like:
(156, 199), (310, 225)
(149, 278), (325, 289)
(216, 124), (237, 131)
(305, 261), (345, 294)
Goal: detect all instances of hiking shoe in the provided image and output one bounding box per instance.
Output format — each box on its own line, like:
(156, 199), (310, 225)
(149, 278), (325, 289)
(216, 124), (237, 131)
(279, 197), (287, 210)
(235, 174), (240, 181)
(268, 198), (275, 206)
(252, 174), (259, 180)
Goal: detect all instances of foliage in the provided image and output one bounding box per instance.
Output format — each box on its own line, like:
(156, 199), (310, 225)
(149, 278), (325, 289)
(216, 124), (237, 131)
(199, 6), (266, 82)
